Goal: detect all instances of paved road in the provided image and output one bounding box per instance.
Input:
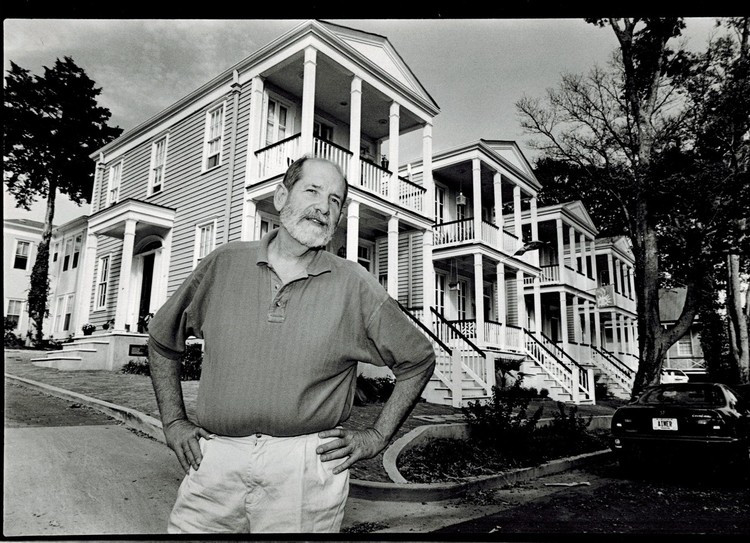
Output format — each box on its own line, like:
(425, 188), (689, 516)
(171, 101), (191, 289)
(4, 381), (185, 536)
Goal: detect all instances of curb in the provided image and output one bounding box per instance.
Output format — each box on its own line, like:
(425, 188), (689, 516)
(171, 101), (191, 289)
(5, 373), (166, 444)
(6, 373), (611, 503)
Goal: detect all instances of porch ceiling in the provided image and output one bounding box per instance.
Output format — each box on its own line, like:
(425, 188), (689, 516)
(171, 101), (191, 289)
(88, 199), (175, 240)
(263, 52), (423, 140)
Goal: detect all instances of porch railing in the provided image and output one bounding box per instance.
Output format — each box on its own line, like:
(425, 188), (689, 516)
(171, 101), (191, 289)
(430, 307), (494, 399)
(255, 135), (425, 213)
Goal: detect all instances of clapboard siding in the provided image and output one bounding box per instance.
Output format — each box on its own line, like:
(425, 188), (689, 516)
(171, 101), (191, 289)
(506, 277), (518, 326)
(88, 236), (121, 327)
(227, 83), (252, 242)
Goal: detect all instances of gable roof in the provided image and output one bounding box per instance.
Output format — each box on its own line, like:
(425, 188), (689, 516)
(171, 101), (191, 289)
(481, 140), (537, 179)
(319, 20), (437, 109)
(4, 218), (47, 230)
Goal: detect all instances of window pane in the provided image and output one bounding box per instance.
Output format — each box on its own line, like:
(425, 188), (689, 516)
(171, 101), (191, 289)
(14, 241), (30, 269)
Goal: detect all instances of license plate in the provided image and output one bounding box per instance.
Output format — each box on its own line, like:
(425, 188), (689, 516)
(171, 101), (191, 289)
(653, 418), (678, 431)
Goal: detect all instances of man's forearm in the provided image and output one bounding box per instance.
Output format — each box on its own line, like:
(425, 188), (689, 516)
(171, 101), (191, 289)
(371, 366), (434, 446)
(149, 346), (189, 427)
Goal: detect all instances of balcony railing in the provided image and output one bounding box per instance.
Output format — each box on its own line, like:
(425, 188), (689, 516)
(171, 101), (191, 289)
(446, 319), (525, 352)
(254, 134), (424, 214)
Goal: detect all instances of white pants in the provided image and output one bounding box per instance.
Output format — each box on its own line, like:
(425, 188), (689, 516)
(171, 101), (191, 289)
(167, 432), (349, 533)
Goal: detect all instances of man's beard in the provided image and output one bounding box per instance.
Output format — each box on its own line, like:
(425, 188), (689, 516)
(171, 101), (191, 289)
(280, 203), (336, 248)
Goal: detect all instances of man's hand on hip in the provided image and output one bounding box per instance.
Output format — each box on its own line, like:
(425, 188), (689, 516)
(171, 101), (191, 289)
(316, 428), (387, 474)
(163, 419), (214, 474)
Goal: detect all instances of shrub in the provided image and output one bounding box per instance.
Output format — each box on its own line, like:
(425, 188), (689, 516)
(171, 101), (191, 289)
(461, 376), (544, 456)
(354, 375), (395, 405)
(120, 342), (203, 381)
(4, 317), (23, 348)
(539, 388), (550, 399)
(122, 359), (150, 376)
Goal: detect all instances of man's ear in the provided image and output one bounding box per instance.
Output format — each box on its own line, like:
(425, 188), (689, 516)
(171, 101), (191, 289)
(273, 184), (288, 212)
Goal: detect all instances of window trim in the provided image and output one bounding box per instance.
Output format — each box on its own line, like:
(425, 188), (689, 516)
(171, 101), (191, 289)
(6, 298), (24, 330)
(263, 93), (295, 147)
(193, 219), (217, 268)
(12, 239), (32, 271)
(202, 103), (226, 172)
(107, 160), (123, 207)
(95, 254), (111, 311)
(148, 134), (169, 196)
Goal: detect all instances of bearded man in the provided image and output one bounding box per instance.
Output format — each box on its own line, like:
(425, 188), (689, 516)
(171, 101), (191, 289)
(148, 156), (436, 534)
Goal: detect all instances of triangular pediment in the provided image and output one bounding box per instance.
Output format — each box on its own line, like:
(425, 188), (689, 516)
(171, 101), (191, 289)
(482, 140), (536, 178)
(320, 21), (434, 105)
(563, 201), (598, 232)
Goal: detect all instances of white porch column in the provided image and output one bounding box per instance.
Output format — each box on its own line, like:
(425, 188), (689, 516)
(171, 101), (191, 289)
(346, 201), (360, 262)
(593, 302), (602, 349)
(628, 265), (636, 300)
(533, 274), (542, 334)
(155, 228), (172, 311)
(496, 261), (506, 341)
(569, 226), (577, 271)
(387, 101), (400, 203)
(556, 218), (565, 273)
(607, 253), (615, 288)
(613, 312), (622, 352)
(348, 76), (362, 187)
(493, 172), (503, 230)
(472, 158), (482, 242)
(387, 215), (399, 298)
(513, 186), (522, 240)
(582, 234), (589, 279)
(630, 318), (638, 354)
(241, 198), (257, 241)
(572, 295), (580, 343)
(75, 232), (98, 332)
(246, 76), (265, 180)
(516, 269), (526, 329)
(114, 219), (137, 331)
(559, 291), (569, 347)
(473, 253), (485, 343)
(300, 47), (317, 155)
(422, 123), (434, 221)
(422, 229), (435, 326)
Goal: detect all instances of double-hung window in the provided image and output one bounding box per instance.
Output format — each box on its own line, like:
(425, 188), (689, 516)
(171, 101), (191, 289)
(149, 136), (168, 194)
(62, 238), (73, 272)
(265, 98), (289, 146)
(13, 241), (31, 270)
(194, 221), (216, 267)
(107, 161), (122, 206)
(6, 299), (23, 329)
(203, 106), (224, 170)
(72, 235), (82, 269)
(96, 255), (110, 310)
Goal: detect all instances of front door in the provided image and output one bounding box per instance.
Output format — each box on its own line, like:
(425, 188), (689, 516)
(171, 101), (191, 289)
(137, 253), (155, 333)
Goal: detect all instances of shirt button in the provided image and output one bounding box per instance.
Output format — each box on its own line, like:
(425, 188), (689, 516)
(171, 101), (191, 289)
(276, 301), (281, 307)
(274, 284), (280, 290)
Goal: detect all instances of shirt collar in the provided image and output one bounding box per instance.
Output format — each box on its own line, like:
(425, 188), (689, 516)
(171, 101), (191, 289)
(256, 228), (333, 277)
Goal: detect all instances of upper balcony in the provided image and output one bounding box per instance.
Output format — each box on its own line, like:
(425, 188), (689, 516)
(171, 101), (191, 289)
(255, 134), (426, 214)
(526, 262), (598, 295)
(433, 217), (520, 253)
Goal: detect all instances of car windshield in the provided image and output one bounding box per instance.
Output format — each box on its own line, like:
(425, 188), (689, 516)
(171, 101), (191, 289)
(639, 384), (725, 407)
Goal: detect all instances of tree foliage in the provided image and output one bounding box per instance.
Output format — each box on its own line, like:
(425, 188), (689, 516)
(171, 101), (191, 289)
(3, 56), (122, 342)
(517, 18), (750, 396)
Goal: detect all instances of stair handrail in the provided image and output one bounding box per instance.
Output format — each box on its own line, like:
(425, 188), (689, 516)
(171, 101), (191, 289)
(395, 300), (452, 355)
(592, 345), (634, 378)
(538, 331), (588, 372)
(429, 307), (486, 359)
(523, 329), (570, 372)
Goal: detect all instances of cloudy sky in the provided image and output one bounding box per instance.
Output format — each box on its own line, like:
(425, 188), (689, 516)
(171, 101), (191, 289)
(3, 17), (720, 225)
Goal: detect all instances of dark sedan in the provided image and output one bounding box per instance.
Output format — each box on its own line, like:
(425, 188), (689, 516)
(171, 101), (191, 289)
(611, 382), (750, 476)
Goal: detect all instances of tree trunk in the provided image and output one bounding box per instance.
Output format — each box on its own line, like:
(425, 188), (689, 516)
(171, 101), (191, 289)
(727, 253), (750, 382)
(27, 185), (56, 344)
(631, 200), (666, 398)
